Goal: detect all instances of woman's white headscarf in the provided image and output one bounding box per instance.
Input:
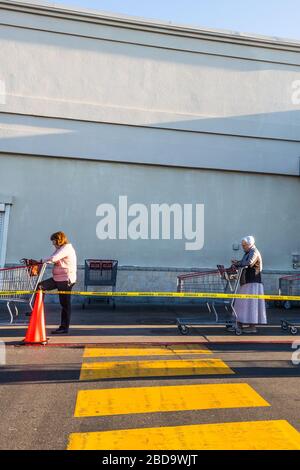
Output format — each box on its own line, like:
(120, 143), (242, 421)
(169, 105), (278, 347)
(242, 236), (255, 248)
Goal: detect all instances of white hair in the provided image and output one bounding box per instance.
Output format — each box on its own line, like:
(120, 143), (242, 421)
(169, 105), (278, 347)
(242, 236), (255, 247)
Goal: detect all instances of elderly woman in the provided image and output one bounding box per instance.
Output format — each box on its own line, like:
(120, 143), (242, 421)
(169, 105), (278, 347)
(230, 236), (267, 334)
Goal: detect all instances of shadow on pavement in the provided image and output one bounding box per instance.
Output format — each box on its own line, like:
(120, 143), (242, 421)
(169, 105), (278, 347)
(1, 360), (300, 385)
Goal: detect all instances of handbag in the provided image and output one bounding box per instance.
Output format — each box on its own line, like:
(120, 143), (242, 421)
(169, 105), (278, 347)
(21, 258), (42, 277)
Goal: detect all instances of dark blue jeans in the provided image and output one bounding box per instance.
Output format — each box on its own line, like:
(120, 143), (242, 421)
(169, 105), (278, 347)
(38, 278), (75, 330)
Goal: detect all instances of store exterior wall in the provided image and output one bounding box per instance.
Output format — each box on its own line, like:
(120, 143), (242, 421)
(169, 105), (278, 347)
(1, 1), (300, 176)
(0, 153), (299, 296)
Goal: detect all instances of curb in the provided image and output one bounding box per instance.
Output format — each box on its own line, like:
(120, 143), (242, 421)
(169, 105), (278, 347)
(7, 339), (297, 348)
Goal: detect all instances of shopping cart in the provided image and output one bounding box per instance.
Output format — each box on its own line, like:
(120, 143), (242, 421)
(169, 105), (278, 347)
(82, 259), (118, 310)
(0, 259), (46, 324)
(176, 265), (244, 336)
(279, 274), (300, 335)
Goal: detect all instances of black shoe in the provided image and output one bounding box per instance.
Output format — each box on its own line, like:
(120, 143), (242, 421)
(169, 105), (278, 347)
(51, 328), (69, 335)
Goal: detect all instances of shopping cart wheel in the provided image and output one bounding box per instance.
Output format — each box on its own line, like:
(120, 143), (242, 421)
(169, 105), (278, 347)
(283, 301), (292, 310)
(235, 328), (243, 336)
(178, 325), (189, 335)
(281, 321), (288, 331)
(290, 326), (298, 335)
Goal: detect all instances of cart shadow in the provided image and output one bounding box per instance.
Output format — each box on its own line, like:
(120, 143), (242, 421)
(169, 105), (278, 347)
(1, 360), (300, 385)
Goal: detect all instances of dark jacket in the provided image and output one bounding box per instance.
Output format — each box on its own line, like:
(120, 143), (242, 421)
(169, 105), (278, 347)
(236, 246), (263, 285)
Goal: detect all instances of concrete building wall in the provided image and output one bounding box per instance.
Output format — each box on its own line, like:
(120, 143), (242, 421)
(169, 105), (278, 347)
(1, 1), (300, 175)
(0, 154), (299, 272)
(0, 1), (299, 294)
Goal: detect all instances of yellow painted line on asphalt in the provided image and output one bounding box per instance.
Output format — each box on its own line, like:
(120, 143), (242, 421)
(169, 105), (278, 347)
(83, 344), (211, 358)
(74, 383), (270, 418)
(79, 358), (234, 380)
(67, 420), (300, 450)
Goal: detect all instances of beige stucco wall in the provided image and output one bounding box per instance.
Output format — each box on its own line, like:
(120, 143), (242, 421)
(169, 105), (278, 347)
(0, 1), (300, 175)
(0, 154), (299, 271)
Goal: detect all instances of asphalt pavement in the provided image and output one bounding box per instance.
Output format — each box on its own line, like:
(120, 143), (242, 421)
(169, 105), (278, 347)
(1, 302), (300, 450)
(1, 342), (300, 449)
(0, 302), (300, 345)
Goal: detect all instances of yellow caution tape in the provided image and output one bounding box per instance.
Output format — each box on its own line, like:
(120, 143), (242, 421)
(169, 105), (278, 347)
(0, 291), (299, 301)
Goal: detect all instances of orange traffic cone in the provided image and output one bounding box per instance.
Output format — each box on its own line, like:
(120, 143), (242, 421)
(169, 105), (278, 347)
(23, 290), (48, 345)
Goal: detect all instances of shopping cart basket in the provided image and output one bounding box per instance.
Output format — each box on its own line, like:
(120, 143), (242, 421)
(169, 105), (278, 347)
(279, 274), (300, 335)
(82, 260), (118, 310)
(0, 259), (46, 324)
(176, 265), (243, 336)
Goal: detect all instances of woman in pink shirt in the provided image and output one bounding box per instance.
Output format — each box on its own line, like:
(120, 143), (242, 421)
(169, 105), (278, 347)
(39, 231), (77, 335)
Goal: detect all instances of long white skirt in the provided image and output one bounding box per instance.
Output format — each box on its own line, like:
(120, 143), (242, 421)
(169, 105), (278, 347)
(234, 283), (267, 325)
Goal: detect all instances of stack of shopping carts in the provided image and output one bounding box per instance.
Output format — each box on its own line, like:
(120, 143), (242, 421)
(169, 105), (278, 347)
(0, 260), (46, 324)
(176, 265), (243, 336)
(279, 274), (300, 335)
(82, 260), (118, 310)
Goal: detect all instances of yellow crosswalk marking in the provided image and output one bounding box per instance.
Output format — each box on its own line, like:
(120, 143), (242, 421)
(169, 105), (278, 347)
(74, 383), (269, 417)
(68, 420), (300, 450)
(83, 345), (211, 358)
(80, 358), (234, 380)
